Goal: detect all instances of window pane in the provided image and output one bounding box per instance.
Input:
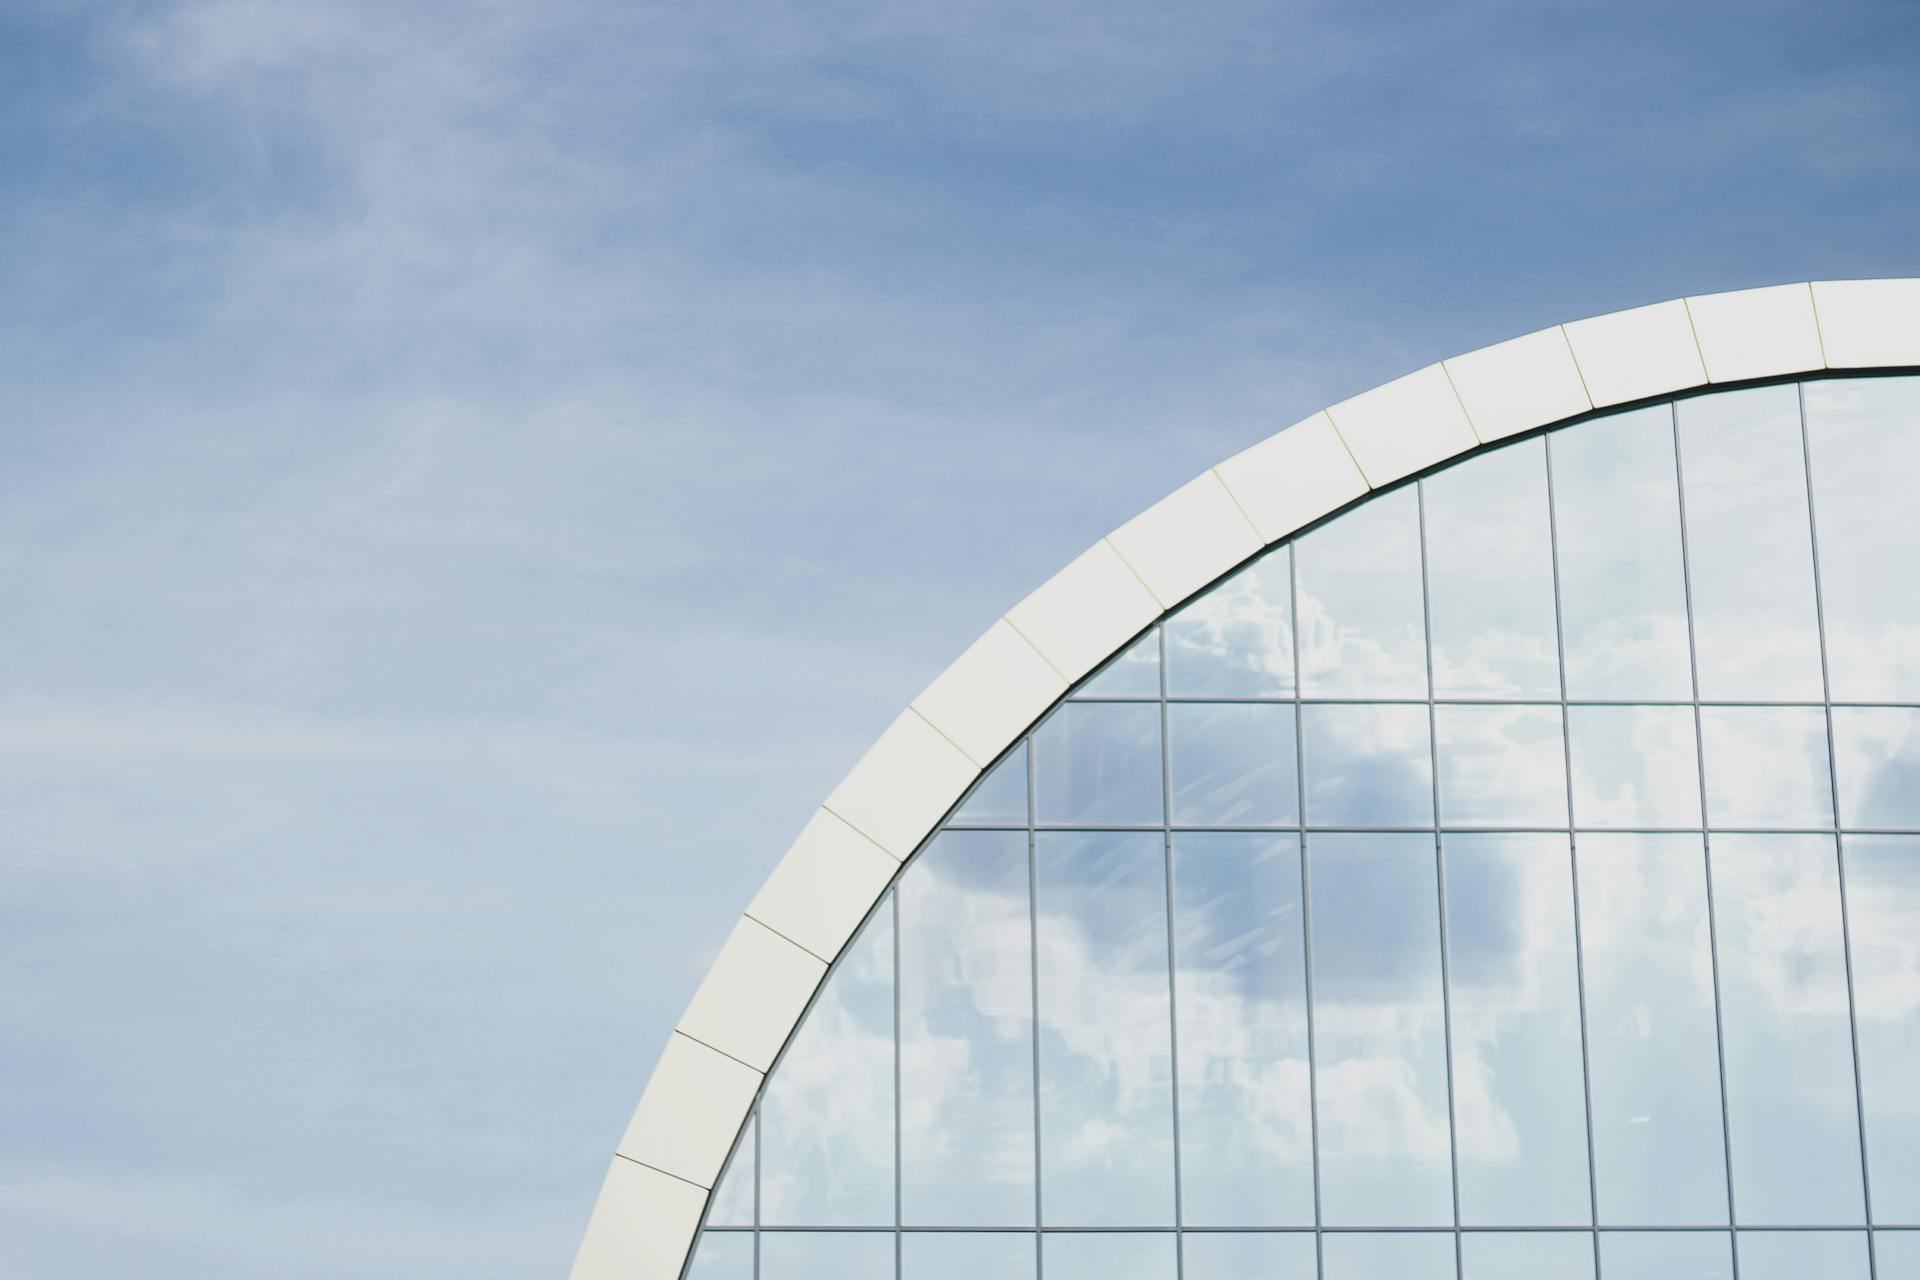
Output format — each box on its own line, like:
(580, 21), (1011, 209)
(760, 903), (894, 1225)
(1034, 702), (1163, 826)
(687, 1232), (754, 1280)
(1297, 485), (1429, 698)
(1709, 835), (1864, 1223)
(1172, 834), (1313, 1226)
(1461, 1232), (1594, 1280)
(1578, 834), (1729, 1226)
(1844, 836), (1920, 1222)
(1034, 832), (1175, 1226)
(949, 742), (1028, 825)
(1308, 833), (1454, 1226)
(1302, 704), (1435, 828)
(1445, 834), (1591, 1226)
(762, 1231), (895, 1279)
(1435, 705), (1569, 829)
(1736, 1230), (1870, 1280)
(1181, 1232), (1317, 1279)
(1876, 1231), (1920, 1277)
(1425, 438), (1561, 699)
(1699, 708), (1833, 829)
(1597, 1231), (1732, 1278)
(1041, 1233), (1177, 1280)
(1074, 629), (1161, 698)
(1567, 706), (1702, 830)
(705, 1114), (754, 1226)
(1166, 548), (1296, 697)
(1170, 703), (1299, 828)
(899, 832), (1034, 1226)
(1675, 385), (1824, 701)
(901, 1233), (1035, 1280)
(1804, 376), (1920, 701)
(1321, 1232), (1457, 1279)
(1832, 707), (1920, 830)
(1549, 406), (1693, 701)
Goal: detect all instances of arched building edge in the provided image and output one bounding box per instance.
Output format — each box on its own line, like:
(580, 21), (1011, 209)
(571, 277), (1920, 1280)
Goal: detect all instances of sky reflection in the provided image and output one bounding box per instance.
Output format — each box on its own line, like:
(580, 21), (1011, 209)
(711, 377), (1920, 1269)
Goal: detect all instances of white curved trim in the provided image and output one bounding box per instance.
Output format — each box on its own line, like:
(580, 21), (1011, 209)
(571, 277), (1920, 1280)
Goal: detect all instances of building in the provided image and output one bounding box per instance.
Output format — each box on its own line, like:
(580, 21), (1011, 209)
(572, 280), (1920, 1279)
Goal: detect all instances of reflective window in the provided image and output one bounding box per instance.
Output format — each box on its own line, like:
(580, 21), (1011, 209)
(1597, 1231), (1732, 1278)
(1549, 406), (1693, 700)
(1567, 706), (1702, 830)
(1296, 485), (1429, 697)
(1034, 702), (1163, 826)
(759, 902), (894, 1226)
(1676, 386), (1824, 701)
(1698, 708), (1833, 829)
(1309, 833), (1454, 1227)
(1444, 835), (1591, 1226)
(1180, 1232), (1317, 1279)
(1832, 707), (1920, 830)
(1041, 1233), (1177, 1279)
(1434, 706), (1568, 829)
(1735, 1230), (1871, 1280)
(1073, 629), (1161, 697)
(1169, 703), (1298, 828)
(686, 1233), (754, 1280)
(1302, 703), (1434, 828)
(1844, 837), (1920, 1222)
(1172, 834), (1313, 1226)
(901, 1233), (1034, 1279)
(760, 1232), (895, 1279)
(898, 832), (1034, 1226)
(712, 377), (1920, 1272)
(1425, 437), (1561, 699)
(1166, 549), (1296, 697)
(1578, 835), (1729, 1226)
(1034, 832), (1175, 1226)
(1321, 1232), (1457, 1279)
(705, 1115), (754, 1226)
(1460, 1232), (1594, 1280)
(1877, 1231), (1920, 1277)
(1710, 835), (1864, 1224)
(1804, 377), (1920, 701)
(948, 742), (1028, 825)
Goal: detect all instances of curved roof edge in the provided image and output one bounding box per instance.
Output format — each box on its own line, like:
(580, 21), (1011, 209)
(571, 276), (1920, 1279)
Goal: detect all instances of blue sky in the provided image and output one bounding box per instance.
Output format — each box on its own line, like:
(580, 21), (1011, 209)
(0, 0), (1915, 1274)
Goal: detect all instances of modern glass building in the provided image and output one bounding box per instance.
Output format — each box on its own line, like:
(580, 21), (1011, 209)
(573, 280), (1920, 1280)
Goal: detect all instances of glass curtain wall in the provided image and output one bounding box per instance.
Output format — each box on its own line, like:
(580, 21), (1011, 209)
(687, 375), (1920, 1280)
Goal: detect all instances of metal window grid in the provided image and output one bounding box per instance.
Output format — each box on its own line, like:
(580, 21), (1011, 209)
(690, 376), (1914, 1279)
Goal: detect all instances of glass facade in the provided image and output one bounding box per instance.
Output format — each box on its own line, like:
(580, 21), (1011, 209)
(689, 375), (1920, 1278)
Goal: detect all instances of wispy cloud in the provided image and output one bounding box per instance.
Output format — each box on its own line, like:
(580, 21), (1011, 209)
(1, 0), (1915, 1274)
(0, 1167), (580, 1277)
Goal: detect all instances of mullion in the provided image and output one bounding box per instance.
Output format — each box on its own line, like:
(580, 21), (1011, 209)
(1671, 397), (1743, 1272)
(1417, 475), (1468, 1278)
(754, 1101), (762, 1278)
(739, 1223), (1912, 1232)
(1070, 696), (1920, 708)
(892, 889), (903, 1276)
(970, 825), (1920, 836)
(1546, 426), (1607, 1278)
(1800, 379), (1881, 1262)
(1027, 735), (1044, 1278)
(1157, 625), (1187, 1279)
(1290, 532), (1327, 1280)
